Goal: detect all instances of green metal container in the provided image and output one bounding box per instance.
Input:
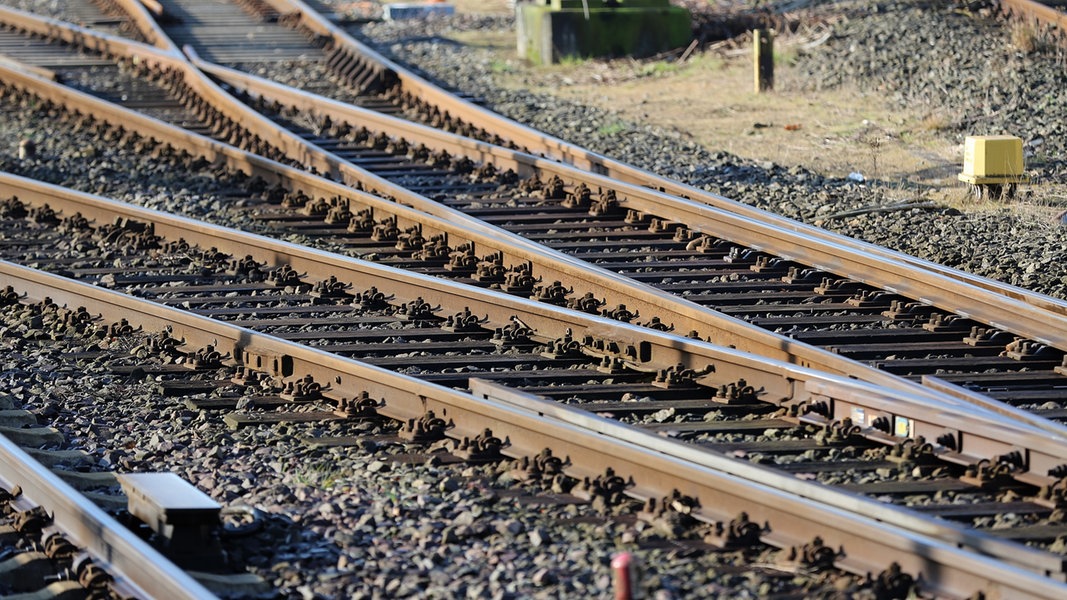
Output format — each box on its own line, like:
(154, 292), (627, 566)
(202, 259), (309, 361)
(517, 0), (692, 65)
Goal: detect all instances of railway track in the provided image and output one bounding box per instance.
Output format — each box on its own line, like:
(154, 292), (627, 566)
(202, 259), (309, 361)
(0, 0), (1041, 317)
(0, 298), (875, 599)
(0, 0), (136, 39)
(2, 9), (1067, 428)
(0, 424), (216, 598)
(3, 176), (1067, 596)
(140, 0), (1067, 310)
(1, 2), (1067, 595)
(998, 0), (1067, 42)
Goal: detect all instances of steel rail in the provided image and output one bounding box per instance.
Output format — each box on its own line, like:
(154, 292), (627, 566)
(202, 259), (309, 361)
(6, 54), (1060, 432)
(263, 0), (1067, 318)
(0, 55), (808, 368)
(42, 0), (1064, 321)
(0, 5), (338, 176)
(2, 0), (1067, 580)
(470, 379), (1067, 583)
(6, 44), (1067, 438)
(0, 4), (170, 62)
(0, 57), (917, 382)
(104, 0), (181, 53)
(10, 170), (1067, 567)
(0, 430), (216, 599)
(266, 0), (603, 169)
(6, 7), (1067, 429)
(187, 55), (1067, 357)
(4, 261), (1067, 599)
(10, 168), (1067, 457)
(7, 6), (1067, 367)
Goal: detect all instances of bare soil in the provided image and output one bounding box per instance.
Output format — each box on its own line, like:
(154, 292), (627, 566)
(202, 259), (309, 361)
(440, 2), (958, 191)
(391, 0), (1065, 214)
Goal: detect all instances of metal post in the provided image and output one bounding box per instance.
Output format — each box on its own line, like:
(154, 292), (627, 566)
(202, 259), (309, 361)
(612, 552), (641, 599)
(753, 29), (774, 93)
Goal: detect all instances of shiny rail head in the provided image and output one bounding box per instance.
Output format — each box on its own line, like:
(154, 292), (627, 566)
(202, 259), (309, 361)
(4, 260), (1067, 596)
(2, 167), (1067, 472)
(0, 434), (216, 599)
(6, 0), (1067, 465)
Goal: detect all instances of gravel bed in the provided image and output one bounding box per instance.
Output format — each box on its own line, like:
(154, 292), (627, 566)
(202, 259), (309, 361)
(0, 98), (871, 595)
(341, 0), (1067, 300)
(0, 0), (1060, 595)
(0, 193), (1005, 513)
(0, 297), (879, 598)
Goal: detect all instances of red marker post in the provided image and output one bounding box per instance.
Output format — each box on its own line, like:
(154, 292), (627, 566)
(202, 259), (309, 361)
(612, 552), (643, 600)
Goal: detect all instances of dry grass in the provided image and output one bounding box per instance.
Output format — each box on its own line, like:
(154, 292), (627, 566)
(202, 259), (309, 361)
(442, 3), (1052, 206)
(917, 112), (952, 133)
(493, 50), (964, 196)
(1010, 21), (1038, 54)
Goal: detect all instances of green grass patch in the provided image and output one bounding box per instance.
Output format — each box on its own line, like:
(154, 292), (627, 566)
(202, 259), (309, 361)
(638, 60), (681, 77)
(289, 459), (345, 489)
(597, 121), (628, 136)
(774, 46), (799, 67)
(489, 58), (514, 74)
(556, 54), (591, 67)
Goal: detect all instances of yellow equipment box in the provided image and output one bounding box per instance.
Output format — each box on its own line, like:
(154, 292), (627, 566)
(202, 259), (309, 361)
(958, 135), (1026, 185)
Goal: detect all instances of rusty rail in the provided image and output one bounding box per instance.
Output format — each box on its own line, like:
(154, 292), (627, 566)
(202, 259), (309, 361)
(266, 0), (604, 169)
(7, 5), (1067, 366)
(10, 50), (1066, 430)
(259, 0), (1067, 319)
(188, 53), (1067, 357)
(471, 379), (1067, 583)
(0, 427), (215, 599)
(6, 169), (1067, 518)
(2, 260), (1067, 598)
(0, 4), (172, 61)
(0, 4), (336, 175)
(108, 0), (180, 52)
(4, 22), (1067, 434)
(19, 0), (1063, 326)
(4, 2), (1067, 594)
(6, 5), (1067, 437)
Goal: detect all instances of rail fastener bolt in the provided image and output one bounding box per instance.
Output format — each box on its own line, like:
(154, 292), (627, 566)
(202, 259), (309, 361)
(958, 135), (1027, 201)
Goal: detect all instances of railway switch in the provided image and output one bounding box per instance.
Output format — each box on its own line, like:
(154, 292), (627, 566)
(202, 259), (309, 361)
(958, 135), (1027, 200)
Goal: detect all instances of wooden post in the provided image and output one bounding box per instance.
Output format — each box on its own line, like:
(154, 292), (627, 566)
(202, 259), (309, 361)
(753, 29), (774, 93)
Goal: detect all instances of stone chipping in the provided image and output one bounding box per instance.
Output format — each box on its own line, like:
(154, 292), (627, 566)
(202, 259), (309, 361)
(0, 83), (860, 600)
(0, 293), (873, 599)
(0, 0), (1063, 597)
(345, 0), (1067, 299)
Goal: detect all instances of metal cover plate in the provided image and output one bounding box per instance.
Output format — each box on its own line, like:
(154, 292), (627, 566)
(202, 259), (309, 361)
(118, 473), (220, 527)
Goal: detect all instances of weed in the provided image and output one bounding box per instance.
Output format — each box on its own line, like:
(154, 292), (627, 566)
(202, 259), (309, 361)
(858, 131), (884, 179)
(638, 61), (680, 77)
(1011, 22), (1038, 54)
(686, 52), (723, 71)
(918, 113), (951, 133)
(774, 46), (799, 67)
(556, 54), (589, 67)
(597, 121), (627, 136)
(289, 459), (345, 489)
(489, 59), (514, 74)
